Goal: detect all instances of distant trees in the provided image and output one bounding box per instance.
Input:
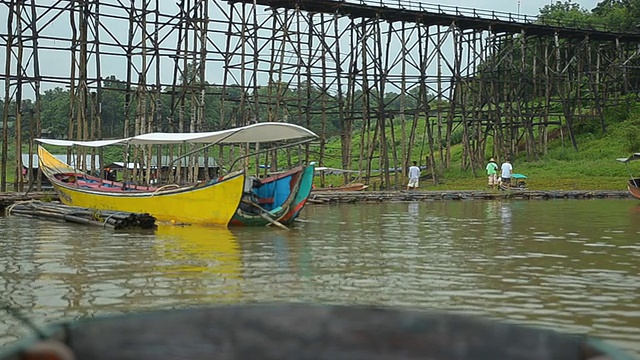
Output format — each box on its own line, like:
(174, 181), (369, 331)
(592, 0), (640, 31)
(537, 0), (640, 31)
(538, 1), (594, 27)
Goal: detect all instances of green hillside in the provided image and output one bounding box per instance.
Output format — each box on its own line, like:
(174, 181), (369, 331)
(315, 100), (640, 191)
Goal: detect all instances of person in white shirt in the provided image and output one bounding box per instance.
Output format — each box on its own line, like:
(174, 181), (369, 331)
(407, 161), (420, 190)
(501, 159), (513, 186)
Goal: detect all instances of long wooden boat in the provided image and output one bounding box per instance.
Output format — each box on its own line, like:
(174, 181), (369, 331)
(617, 153), (640, 200)
(35, 122), (319, 227)
(312, 166), (367, 192)
(1, 304), (635, 360)
(38, 146), (244, 226)
(229, 163), (315, 227)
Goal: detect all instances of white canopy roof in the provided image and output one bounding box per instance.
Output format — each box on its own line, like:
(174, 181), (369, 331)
(36, 138), (128, 148)
(36, 122), (317, 148)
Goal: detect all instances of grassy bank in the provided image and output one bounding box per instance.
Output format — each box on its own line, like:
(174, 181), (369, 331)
(317, 101), (640, 191)
(4, 102), (639, 193)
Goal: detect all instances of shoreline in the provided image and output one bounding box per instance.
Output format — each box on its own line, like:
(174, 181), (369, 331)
(0, 190), (634, 212)
(308, 189), (633, 204)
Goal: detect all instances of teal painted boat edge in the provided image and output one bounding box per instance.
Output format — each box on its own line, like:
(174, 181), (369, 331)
(587, 338), (638, 360)
(229, 165), (308, 227)
(279, 163), (315, 225)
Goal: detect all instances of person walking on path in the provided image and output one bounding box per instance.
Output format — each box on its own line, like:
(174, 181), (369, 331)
(501, 159), (513, 187)
(407, 161), (421, 190)
(485, 157), (499, 189)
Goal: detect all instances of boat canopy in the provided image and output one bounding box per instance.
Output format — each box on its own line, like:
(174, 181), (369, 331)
(616, 153), (640, 163)
(36, 122), (318, 148)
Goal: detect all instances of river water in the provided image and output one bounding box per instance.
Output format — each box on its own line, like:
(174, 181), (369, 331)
(0, 198), (639, 356)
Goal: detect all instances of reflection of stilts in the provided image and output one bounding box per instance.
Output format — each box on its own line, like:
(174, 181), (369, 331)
(500, 203), (512, 236)
(485, 201), (499, 218)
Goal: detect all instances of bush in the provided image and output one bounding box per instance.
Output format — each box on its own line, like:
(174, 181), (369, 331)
(623, 125), (640, 153)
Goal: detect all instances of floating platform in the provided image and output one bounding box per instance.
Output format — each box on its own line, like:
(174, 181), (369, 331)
(5, 200), (156, 230)
(308, 190), (632, 204)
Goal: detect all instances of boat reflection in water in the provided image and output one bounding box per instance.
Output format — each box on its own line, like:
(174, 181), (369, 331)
(153, 225), (243, 303)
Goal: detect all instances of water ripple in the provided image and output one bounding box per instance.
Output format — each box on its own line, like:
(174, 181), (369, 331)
(0, 199), (639, 357)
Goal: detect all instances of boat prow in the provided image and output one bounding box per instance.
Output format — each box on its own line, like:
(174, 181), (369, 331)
(616, 154), (640, 200)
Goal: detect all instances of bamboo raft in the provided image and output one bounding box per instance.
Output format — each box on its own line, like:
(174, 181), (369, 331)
(6, 201), (157, 230)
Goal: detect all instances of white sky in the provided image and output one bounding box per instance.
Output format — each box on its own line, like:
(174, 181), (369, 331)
(0, 0), (604, 100)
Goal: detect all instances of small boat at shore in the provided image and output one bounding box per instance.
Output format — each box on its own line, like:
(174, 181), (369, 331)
(499, 173), (528, 191)
(312, 182), (368, 192)
(312, 166), (368, 192)
(229, 163), (315, 227)
(617, 153), (640, 200)
(0, 304), (635, 360)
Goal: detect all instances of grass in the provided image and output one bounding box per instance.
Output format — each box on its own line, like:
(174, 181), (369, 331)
(4, 105), (640, 193)
(314, 108), (640, 191)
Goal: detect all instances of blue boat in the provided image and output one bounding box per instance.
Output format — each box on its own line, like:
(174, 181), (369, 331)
(229, 163), (315, 228)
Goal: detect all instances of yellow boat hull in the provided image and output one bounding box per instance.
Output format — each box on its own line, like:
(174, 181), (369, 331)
(50, 174), (243, 226)
(38, 146), (244, 226)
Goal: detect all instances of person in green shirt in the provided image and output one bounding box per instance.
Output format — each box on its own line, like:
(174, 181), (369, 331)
(485, 157), (499, 189)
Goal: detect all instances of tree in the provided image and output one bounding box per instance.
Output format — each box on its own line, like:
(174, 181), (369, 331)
(538, 1), (594, 28)
(40, 87), (70, 138)
(592, 0), (640, 31)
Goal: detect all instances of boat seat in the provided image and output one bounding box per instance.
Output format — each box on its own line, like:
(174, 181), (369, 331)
(268, 206), (282, 215)
(257, 197), (274, 205)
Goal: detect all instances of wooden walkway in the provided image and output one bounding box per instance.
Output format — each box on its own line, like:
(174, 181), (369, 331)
(0, 192), (59, 211)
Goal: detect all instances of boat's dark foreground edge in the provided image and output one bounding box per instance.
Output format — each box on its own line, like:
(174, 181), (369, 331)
(1, 304), (635, 360)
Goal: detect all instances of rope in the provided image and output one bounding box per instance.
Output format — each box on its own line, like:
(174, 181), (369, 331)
(150, 184), (180, 197)
(5, 199), (37, 216)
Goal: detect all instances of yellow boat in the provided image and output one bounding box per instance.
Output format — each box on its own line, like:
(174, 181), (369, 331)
(36, 122), (318, 227)
(37, 145), (244, 226)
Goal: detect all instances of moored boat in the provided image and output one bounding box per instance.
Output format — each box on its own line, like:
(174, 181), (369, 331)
(312, 166), (368, 192)
(312, 182), (368, 192)
(36, 122), (318, 227)
(617, 153), (640, 200)
(229, 163), (315, 227)
(38, 145), (244, 226)
(0, 304), (635, 360)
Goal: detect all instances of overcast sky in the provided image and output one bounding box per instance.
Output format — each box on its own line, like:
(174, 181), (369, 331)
(0, 0), (605, 99)
(409, 0), (600, 15)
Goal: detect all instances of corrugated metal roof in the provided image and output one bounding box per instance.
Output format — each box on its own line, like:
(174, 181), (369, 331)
(21, 154), (101, 169)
